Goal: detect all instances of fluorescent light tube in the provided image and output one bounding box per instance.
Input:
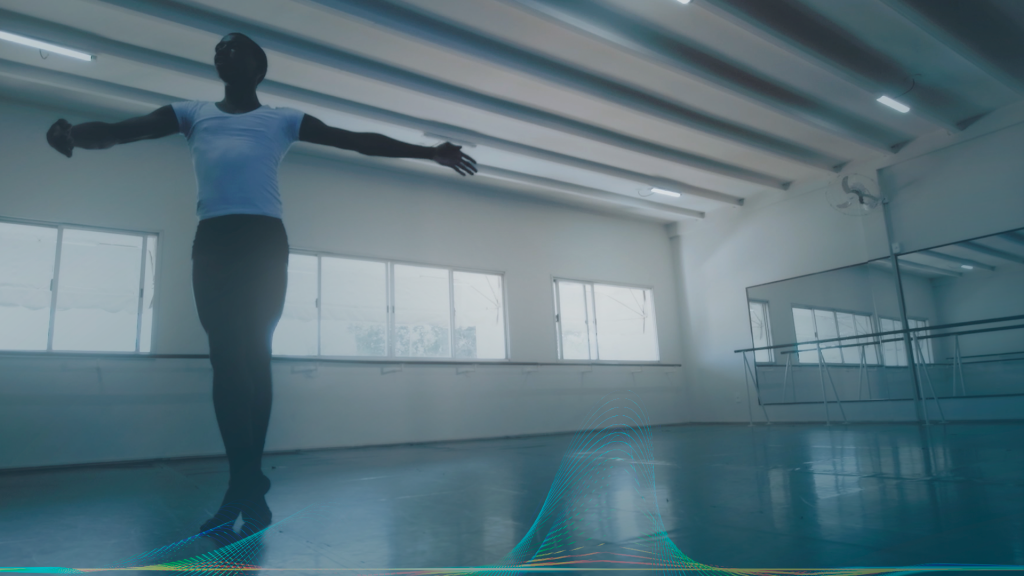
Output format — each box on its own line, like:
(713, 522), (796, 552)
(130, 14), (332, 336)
(960, 264), (974, 270)
(0, 31), (95, 61)
(677, 0), (692, 4)
(651, 187), (681, 198)
(877, 96), (910, 113)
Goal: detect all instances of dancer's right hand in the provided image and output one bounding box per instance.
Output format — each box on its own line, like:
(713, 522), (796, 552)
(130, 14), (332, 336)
(47, 119), (74, 158)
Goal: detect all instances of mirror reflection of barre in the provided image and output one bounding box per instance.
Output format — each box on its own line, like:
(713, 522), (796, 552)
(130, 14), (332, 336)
(736, 226), (1024, 424)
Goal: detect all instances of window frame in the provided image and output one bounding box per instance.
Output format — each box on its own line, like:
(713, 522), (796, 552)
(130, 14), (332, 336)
(747, 299), (774, 364)
(791, 304), (882, 366)
(908, 317), (934, 364)
(878, 316), (934, 366)
(0, 216), (161, 355)
(280, 248), (511, 362)
(552, 276), (660, 363)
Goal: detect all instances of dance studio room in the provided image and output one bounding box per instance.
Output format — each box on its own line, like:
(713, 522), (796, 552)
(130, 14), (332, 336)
(1, 0), (1022, 572)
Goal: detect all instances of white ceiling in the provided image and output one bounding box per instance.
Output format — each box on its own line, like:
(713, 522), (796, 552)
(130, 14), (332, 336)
(1, 0), (1022, 222)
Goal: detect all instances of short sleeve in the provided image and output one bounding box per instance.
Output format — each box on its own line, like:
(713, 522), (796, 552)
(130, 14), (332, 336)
(280, 107), (305, 143)
(171, 101), (201, 137)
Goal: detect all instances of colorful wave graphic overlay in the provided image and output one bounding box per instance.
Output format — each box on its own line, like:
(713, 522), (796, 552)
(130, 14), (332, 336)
(2, 395), (1020, 575)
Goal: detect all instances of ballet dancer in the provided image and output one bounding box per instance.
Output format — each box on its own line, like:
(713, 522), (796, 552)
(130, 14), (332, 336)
(47, 32), (477, 539)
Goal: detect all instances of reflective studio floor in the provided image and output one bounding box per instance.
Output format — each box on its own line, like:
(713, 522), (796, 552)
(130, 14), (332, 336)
(1, 422), (1022, 572)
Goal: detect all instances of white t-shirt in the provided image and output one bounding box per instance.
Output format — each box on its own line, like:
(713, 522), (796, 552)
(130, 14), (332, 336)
(171, 101), (305, 220)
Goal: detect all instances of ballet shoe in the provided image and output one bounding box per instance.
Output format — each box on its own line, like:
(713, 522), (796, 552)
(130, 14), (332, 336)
(239, 495), (273, 537)
(199, 506), (240, 535)
(199, 487), (247, 535)
(199, 474), (271, 537)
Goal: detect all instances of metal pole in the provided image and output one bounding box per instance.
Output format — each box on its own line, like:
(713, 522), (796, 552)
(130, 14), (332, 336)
(954, 335), (966, 396)
(747, 353), (772, 424)
(914, 336), (947, 423)
(743, 351), (754, 426)
(782, 353), (793, 403)
(878, 341), (892, 400)
(822, 360), (848, 423)
(911, 334), (931, 426)
(858, 345), (867, 400)
(881, 197), (924, 420)
(817, 346), (830, 426)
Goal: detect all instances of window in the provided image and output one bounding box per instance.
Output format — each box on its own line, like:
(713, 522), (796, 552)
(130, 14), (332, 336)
(0, 220), (158, 353)
(909, 319), (933, 364)
(273, 254), (319, 356)
(878, 318), (908, 366)
(273, 253), (507, 360)
(747, 300), (773, 363)
(879, 317), (933, 366)
(792, 306), (878, 365)
(554, 279), (658, 361)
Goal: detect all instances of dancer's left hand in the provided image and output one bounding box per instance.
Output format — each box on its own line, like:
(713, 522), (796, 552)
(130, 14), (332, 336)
(433, 142), (477, 176)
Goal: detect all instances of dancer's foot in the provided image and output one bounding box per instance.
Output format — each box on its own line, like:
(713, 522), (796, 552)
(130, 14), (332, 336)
(239, 495), (273, 537)
(200, 475), (271, 537)
(199, 504), (241, 534)
(199, 487), (246, 535)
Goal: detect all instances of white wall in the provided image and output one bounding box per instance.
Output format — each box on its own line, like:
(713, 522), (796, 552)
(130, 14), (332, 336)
(0, 97), (685, 470)
(674, 121), (1024, 423)
(932, 267), (1024, 357)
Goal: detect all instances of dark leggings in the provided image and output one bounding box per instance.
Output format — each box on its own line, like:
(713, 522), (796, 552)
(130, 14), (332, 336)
(192, 214), (288, 498)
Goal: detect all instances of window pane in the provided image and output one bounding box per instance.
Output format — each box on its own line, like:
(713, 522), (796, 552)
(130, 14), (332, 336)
(139, 235), (158, 353)
(453, 271), (505, 359)
(909, 319), (933, 364)
(585, 284), (598, 359)
(854, 314), (879, 364)
(812, 309), (842, 364)
(0, 222), (57, 350)
(557, 281), (591, 360)
(321, 257), (387, 357)
(749, 301), (772, 363)
(793, 308), (817, 364)
(394, 264), (450, 358)
(52, 229), (143, 352)
(880, 318), (906, 367)
(835, 312), (859, 364)
(273, 254), (318, 356)
(593, 284), (658, 361)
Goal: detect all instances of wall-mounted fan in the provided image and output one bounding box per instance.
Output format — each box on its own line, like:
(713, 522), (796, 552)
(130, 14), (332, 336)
(827, 174), (882, 215)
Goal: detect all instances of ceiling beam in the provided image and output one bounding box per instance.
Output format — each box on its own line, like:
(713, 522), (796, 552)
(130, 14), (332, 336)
(0, 59), (701, 221)
(919, 249), (995, 271)
(699, 0), (965, 135)
(879, 0), (1024, 99)
(1000, 232), (1024, 248)
(509, 0), (904, 154)
(269, 82), (745, 207)
(308, 0), (846, 171)
(960, 241), (1024, 264)
(86, 0), (788, 189)
(476, 166), (704, 220)
(897, 260), (962, 277)
(0, 59), (170, 108)
(872, 259), (960, 277)
(0, 9), (744, 205)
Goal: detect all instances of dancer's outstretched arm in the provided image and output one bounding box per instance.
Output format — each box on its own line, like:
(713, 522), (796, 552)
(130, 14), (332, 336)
(47, 105), (179, 157)
(299, 114), (477, 176)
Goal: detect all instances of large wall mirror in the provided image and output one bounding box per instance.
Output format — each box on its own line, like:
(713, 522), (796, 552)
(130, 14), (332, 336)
(744, 227), (1024, 406)
(894, 228), (1024, 399)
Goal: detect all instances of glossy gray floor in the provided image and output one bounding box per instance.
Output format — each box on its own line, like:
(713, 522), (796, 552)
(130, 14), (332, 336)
(1, 422), (1022, 572)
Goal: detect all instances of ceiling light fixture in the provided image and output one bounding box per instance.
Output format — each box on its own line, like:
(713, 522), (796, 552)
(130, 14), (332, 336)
(651, 187), (681, 198)
(677, 0), (692, 4)
(0, 31), (95, 61)
(877, 96), (910, 113)
(960, 264), (974, 270)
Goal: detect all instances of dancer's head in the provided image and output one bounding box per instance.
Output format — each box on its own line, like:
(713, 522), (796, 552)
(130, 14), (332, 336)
(214, 33), (267, 87)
